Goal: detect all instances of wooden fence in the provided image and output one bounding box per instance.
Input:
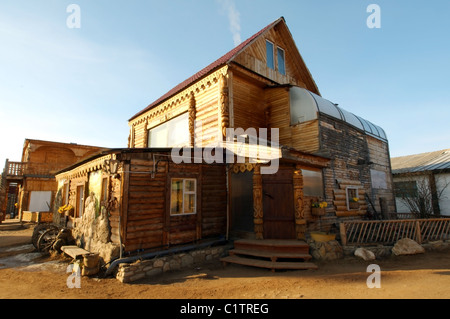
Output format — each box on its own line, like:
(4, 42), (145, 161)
(339, 218), (450, 246)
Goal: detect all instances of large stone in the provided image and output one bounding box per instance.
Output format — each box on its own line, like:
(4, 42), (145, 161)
(354, 247), (376, 261)
(392, 238), (425, 256)
(309, 239), (343, 261)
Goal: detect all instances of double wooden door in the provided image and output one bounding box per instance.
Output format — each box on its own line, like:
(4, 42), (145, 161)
(262, 167), (296, 239)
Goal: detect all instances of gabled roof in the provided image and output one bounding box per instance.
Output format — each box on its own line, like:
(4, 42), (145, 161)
(129, 17), (316, 122)
(391, 149), (450, 174)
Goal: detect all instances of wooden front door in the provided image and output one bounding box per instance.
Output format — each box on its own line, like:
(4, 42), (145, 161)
(262, 167), (296, 239)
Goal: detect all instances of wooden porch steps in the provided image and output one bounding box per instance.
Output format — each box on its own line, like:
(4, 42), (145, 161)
(221, 239), (317, 272)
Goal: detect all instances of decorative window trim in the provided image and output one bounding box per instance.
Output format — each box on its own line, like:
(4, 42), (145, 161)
(346, 186), (360, 210)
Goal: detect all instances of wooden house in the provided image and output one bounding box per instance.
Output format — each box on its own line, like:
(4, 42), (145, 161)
(0, 139), (103, 223)
(53, 17), (395, 264)
(391, 149), (450, 217)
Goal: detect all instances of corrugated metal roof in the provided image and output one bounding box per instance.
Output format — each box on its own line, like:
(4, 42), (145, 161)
(391, 149), (450, 174)
(307, 90), (387, 141)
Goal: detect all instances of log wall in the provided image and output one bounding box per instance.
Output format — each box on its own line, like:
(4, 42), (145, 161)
(129, 68), (225, 149)
(265, 86), (320, 153)
(123, 154), (227, 252)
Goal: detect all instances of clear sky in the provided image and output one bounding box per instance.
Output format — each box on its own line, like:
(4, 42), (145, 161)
(1, 0), (449, 167)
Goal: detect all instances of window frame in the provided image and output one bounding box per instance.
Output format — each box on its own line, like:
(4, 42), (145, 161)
(346, 186), (360, 211)
(170, 178), (197, 216)
(148, 112), (189, 148)
(100, 176), (109, 206)
(76, 184), (85, 218)
(277, 46), (286, 75)
(266, 40), (275, 70)
(394, 181), (418, 198)
(63, 182), (70, 206)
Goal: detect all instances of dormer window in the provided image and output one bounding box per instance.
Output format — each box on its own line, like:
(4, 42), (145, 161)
(266, 40), (286, 75)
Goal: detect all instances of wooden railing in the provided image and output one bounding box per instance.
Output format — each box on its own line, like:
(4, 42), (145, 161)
(6, 161), (25, 176)
(388, 212), (449, 220)
(339, 218), (450, 246)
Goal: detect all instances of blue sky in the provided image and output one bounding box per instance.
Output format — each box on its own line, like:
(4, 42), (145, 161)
(1, 0), (450, 166)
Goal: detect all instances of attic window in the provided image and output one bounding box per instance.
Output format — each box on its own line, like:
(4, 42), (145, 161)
(277, 47), (286, 75)
(266, 40), (274, 69)
(148, 112), (189, 147)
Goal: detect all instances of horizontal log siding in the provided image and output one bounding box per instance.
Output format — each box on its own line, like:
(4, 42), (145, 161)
(232, 74), (267, 130)
(319, 115), (371, 217)
(194, 80), (220, 146)
(124, 156), (227, 252)
(266, 87), (320, 153)
(125, 159), (167, 252)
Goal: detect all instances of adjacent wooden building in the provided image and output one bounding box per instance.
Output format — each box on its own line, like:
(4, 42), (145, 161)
(53, 17), (395, 258)
(0, 139), (103, 223)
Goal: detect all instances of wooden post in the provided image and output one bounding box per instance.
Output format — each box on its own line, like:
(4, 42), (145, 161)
(219, 74), (229, 139)
(293, 165), (306, 240)
(339, 223), (348, 246)
(120, 160), (130, 251)
(253, 165), (263, 239)
(189, 91), (196, 147)
(415, 220), (422, 244)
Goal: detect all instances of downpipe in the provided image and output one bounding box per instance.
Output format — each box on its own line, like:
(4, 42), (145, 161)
(105, 238), (228, 276)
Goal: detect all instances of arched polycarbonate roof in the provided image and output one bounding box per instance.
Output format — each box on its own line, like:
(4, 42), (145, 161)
(290, 87), (387, 141)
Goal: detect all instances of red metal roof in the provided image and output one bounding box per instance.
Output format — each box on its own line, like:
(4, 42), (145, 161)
(129, 17), (284, 121)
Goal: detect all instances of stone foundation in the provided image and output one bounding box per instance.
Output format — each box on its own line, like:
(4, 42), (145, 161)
(116, 246), (227, 283)
(308, 239), (344, 261)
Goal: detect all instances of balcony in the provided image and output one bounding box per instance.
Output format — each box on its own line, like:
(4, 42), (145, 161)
(2, 160), (25, 182)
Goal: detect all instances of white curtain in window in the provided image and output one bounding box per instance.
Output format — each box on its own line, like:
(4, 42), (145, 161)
(28, 191), (52, 212)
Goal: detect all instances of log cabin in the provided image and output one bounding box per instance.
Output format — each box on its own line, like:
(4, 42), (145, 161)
(53, 17), (395, 266)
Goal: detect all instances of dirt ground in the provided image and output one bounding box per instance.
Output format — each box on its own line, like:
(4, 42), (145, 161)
(1, 219), (450, 300)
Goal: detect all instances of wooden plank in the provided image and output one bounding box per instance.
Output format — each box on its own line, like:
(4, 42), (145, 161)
(221, 255), (318, 271)
(229, 249), (312, 261)
(61, 245), (90, 259)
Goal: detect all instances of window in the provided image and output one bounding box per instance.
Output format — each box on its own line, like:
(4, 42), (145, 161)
(394, 181), (417, 198)
(302, 169), (324, 197)
(28, 191), (52, 212)
(63, 182), (70, 206)
(170, 178), (197, 215)
(277, 47), (286, 75)
(266, 40), (274, 69)
(100, 177), (108, 205)
(76, 185), (85, 217)
(148, 112), (189, 147)
(346, 187), (359, 210)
